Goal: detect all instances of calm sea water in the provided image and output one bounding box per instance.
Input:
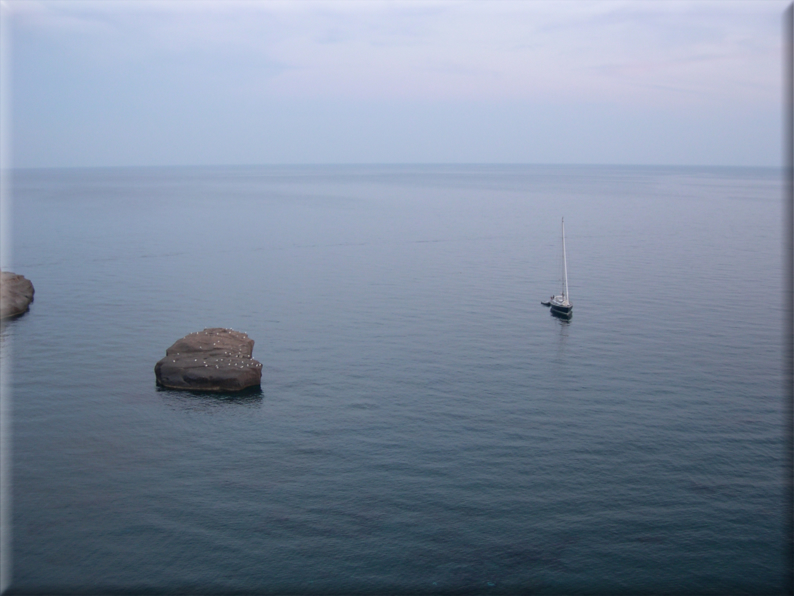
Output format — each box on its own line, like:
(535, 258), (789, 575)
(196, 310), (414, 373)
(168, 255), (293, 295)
(3, 164), (787, 594)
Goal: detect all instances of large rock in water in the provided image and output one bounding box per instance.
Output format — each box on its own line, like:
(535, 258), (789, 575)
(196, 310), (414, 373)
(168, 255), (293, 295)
(0, 271), (34, 319)
(155, 328), (262, 392)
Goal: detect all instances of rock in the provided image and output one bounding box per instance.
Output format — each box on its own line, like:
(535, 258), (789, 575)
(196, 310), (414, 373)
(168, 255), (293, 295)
(155, 328), (262, 392)
(0, 271), (34, 320)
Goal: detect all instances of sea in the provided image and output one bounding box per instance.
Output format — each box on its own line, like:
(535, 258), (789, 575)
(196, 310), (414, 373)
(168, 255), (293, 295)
(2, 164), (788, 594)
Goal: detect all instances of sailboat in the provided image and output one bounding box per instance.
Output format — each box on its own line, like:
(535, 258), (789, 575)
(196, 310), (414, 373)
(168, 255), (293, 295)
(542, 218), (573, 317)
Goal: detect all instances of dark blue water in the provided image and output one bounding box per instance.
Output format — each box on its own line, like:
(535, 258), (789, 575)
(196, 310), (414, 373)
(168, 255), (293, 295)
(4, 165), (787, 594)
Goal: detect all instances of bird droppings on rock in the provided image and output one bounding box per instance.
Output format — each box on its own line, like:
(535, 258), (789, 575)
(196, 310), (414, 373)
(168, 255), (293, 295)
(155, 328), (262, 392)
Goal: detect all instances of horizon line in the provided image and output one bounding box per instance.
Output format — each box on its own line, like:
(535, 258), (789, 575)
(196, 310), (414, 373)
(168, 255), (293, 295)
(5, 162), (783, 171)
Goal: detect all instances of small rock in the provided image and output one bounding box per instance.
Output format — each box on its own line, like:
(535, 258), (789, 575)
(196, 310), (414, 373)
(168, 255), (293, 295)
(155, 328), (262, 392)
(0, 271), (34, 320)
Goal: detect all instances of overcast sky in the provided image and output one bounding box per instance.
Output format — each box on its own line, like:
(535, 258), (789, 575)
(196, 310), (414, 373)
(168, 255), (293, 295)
(3, 0), (789, 168)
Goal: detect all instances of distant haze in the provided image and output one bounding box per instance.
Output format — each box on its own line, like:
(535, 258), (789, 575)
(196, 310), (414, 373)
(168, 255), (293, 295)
(3, 0), (788, 168)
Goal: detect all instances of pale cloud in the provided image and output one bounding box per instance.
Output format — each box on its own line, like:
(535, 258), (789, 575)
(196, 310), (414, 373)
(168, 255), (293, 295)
(6, 0), (787, 167)
(9, 0), (787, 106)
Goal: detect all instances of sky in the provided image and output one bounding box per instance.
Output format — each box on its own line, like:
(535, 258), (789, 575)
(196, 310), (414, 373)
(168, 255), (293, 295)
(2, 0), (789, 168)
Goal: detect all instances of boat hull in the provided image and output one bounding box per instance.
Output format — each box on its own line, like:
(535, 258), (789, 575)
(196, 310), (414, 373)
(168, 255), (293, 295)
(550, 302), (572, 316)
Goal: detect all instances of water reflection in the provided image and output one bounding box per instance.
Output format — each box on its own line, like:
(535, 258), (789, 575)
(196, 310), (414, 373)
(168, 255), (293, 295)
(0, 316), (18, 363)
(552, 307), (570, 361)
(156, 385), (264, 411)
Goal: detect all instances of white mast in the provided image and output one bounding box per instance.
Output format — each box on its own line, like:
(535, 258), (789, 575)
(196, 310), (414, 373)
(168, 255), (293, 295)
(562, 217), (569, 304)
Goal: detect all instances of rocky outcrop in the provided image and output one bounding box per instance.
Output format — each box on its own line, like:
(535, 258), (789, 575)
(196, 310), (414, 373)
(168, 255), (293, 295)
(155, 328), (262, 392)
(0, 271), (34, 319)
